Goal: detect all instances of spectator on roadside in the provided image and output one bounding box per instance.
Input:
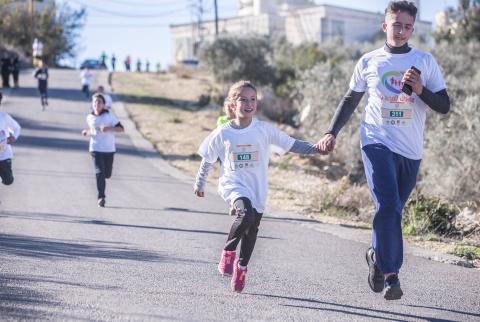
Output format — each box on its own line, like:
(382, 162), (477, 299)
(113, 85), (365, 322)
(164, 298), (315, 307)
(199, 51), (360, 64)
(136, 59), (141, 72)
(317, 0), (450, 301)
(0, 91), (21, 187)
(111, 54), (116, 71)
(33, 60), (49, 109)
(100, 51), (107, 69)
(12, 54), (20, 89)
(156, 62), (161, 73)
(80, 67), (93, 99)
(124, 56), (131, 72)
(145, 60), (150, 73)
(1, 52), (12, 88)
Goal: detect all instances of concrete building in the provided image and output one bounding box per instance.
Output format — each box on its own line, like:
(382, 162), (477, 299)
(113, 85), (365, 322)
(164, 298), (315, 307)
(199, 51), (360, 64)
(170, 0), (431, 64)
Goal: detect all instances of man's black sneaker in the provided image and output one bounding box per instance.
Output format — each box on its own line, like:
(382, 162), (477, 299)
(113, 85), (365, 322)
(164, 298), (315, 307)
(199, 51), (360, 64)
(97, 198), (106, 208)
(383, 274), (403, 300)
(366, 247), (384, 293)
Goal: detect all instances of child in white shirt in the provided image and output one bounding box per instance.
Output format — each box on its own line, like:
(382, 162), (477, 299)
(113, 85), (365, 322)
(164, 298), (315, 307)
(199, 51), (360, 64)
(82, 93), (124, 207)
(194, 81), (321, 293)
(0, 91), (21, 186)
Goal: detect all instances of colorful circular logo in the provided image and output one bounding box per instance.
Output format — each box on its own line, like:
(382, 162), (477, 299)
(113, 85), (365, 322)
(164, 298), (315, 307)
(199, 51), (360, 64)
(381, 71), (403, 94)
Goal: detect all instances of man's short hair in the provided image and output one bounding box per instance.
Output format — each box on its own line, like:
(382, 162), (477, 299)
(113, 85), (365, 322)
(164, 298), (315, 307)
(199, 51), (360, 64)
(385, 1), (418, 21)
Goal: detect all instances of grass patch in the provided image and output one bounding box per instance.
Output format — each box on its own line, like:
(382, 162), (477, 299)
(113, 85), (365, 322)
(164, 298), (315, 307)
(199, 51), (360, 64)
(403, 194), (458, 237)
(449, 246), (480, 260)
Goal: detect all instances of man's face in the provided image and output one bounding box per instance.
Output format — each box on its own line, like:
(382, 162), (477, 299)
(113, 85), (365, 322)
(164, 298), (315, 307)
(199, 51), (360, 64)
(382, 11), (415, 47)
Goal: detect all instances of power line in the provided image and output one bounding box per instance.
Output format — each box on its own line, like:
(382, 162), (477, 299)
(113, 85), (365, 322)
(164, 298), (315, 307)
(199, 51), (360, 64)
(69, 0), (188, 18)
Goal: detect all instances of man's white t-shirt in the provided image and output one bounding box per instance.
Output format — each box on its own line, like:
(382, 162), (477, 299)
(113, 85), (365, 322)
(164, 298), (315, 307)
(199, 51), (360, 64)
(86, 111), (120, 152)
(199, 118), (295, 212)
(349, 47), (446, 160)
(0, 112), (21, 161)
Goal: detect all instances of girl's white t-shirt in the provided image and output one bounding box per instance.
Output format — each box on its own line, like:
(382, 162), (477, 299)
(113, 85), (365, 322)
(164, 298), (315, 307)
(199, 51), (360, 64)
(350, 47), (446, 160)
(86, 111), (120, 152)
(0, 112), (21, 161)
(198, 118), (295, 212)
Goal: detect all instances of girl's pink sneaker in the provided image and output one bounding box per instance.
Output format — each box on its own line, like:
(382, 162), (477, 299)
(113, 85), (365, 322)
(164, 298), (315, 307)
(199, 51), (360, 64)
(231, 261), (247, 292)
(218, 250), (236, 276)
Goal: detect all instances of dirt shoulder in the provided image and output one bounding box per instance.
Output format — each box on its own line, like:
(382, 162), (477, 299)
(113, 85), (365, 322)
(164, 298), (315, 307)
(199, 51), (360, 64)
(109, 71), (479, 269)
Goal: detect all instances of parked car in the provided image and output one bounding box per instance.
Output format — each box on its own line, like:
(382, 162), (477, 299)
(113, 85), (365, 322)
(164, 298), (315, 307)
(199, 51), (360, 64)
(79, 59), (106, 70)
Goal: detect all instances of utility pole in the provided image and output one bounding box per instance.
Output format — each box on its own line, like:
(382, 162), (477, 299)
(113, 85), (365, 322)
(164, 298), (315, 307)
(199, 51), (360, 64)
(214, 0), (219, 37)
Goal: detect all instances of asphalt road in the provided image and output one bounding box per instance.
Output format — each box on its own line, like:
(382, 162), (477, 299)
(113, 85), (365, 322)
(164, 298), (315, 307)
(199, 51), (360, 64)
(0, 69), (479, 321)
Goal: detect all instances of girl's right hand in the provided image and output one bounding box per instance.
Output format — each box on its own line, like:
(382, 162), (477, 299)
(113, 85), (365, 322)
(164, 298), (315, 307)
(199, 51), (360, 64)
(194, 190), (204, 197)
(81, 129), (89, 136)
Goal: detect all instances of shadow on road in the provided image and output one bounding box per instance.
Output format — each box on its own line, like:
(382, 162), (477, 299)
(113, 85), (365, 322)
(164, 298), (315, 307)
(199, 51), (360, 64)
(8, 86), (90, 103)
(0, 273), (59, 320)
(0, 233), (164, 262)
(248, 293), (477, 322)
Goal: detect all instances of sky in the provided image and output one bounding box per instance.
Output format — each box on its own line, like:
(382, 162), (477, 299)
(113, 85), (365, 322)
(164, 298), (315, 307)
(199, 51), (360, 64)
(57, 0), (459, 70)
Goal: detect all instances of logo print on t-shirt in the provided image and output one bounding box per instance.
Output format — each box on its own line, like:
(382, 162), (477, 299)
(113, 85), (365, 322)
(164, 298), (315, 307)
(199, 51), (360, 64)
(381, 71), (403, 94)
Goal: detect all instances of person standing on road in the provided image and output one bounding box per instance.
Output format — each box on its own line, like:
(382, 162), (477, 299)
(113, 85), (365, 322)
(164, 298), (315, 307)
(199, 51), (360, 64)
(80, 67), (93, 99)
(0, 91), (21, 187)
(317, 1), (450, 300)
(194, 80), (322, 293)
(11, 54), (20, 89)
(1, 52), (12, 88)
(82, 93), (124, 208)
(136, 59), (142, 72)
(33, 60), (49, 109)
(124, 56), (131, 72)
(111, 54), (116, 71)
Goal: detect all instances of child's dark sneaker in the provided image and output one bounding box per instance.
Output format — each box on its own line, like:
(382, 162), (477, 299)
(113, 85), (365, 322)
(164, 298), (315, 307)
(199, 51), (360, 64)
(383, 274), (403, 300)
(231, 260), (247, 293)
(366, 247), (384, 293)
(218, 250), (235, 276)
(97, 198), (106, 207)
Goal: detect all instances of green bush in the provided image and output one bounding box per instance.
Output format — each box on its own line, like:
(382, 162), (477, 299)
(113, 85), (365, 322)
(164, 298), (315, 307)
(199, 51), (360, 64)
(403, 194), (458, 236)
(198, 36), (274, 85)
(449, 245), (480, 260)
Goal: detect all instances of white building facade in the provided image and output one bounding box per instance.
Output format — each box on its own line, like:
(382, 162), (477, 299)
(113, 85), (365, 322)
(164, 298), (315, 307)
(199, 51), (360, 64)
(170, 0), (431, 63)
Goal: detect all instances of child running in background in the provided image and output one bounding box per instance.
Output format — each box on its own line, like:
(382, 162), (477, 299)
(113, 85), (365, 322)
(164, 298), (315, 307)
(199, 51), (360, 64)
(33, 60), (48, 110)
(216, 100), (235, 128)
(82, 93), (124, 207)
(0, 91), (21, 187)
(194, 80), (321, 293)
(80, 67), (93, 99)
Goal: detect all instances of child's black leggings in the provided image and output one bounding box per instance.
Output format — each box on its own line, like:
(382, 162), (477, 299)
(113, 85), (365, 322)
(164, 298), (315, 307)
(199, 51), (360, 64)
(91, 152), (114, 199)
(224, 197), (263, 267)
(0, 159), (14, 185)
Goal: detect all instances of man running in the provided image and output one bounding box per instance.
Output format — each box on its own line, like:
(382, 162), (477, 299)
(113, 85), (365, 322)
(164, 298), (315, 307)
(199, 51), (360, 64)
(317, 1), (450, 300)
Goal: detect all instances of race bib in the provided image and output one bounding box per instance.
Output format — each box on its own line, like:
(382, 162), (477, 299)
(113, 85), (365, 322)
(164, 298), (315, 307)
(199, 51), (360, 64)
(381, 107), (413, 127)
(228, 144), (259, 170)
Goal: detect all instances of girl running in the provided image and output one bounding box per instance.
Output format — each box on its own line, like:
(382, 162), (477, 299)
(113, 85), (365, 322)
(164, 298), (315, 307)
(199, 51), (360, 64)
(33, 60), (48, 110)
(82, 93), (124, 207)
(194, 80), (321, 292)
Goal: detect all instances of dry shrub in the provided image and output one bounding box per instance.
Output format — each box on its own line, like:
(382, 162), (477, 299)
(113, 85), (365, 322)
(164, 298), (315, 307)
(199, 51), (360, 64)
(295, 60), (364, 178)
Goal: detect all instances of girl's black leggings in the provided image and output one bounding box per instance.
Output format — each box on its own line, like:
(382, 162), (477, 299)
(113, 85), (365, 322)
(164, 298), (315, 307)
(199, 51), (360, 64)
(224, 197), (263, 267)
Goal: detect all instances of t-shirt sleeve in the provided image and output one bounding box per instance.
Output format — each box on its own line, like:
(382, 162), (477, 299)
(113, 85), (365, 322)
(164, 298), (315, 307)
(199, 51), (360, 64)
(265, 123), (295, 155)
(349, 57), (367, 92)
(109, 113), (120, 126)
(425, 54), (447, 93)
(198, 131), (220, 163)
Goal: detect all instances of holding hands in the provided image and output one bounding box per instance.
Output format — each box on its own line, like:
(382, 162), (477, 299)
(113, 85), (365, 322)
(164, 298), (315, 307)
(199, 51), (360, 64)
(315, 133), (336, 155)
